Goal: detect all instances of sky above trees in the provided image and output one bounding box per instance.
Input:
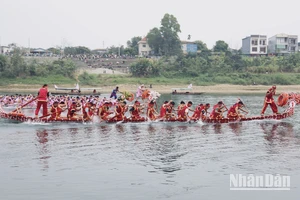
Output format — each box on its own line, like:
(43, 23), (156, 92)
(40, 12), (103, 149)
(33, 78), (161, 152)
(1, 0), (299, 50)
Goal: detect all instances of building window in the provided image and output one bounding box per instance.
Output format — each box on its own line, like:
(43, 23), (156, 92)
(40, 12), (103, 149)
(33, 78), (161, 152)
(252, 47), (257, 52)
(289, 39), (296, 44)
(260, 47), (266, 53)
(291, 46), (296, 51)
(142, 44), (146, 48)
(252, 40), (258, 45)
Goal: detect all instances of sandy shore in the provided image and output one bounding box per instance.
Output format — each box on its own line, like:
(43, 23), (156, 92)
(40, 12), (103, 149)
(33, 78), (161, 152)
(0, 84), (299, 94)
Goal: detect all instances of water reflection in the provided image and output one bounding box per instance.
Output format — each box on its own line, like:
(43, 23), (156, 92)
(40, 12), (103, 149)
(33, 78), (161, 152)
(212, 124), (222, 134)
(36, 129), (50, 171)
(115, 124), (125, 133)
(229, 122), (242, 135)
(261, 122), (294, 141)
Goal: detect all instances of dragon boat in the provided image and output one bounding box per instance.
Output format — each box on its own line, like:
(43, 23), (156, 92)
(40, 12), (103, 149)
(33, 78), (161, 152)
(0, 103), (295, 124)
(0, 92), (297, 124)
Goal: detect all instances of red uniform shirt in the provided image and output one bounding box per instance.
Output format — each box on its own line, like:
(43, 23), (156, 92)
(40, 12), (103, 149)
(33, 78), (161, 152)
(38, 88), (48, 101)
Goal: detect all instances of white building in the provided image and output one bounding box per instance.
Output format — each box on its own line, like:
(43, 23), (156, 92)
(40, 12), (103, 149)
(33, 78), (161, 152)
(241, 35), (267, 55)
(138, 37), (152, 56)
(138, 38), (198, 56)
(181, 41), (198, 54)
(268, 33), (298, 54)
(0, 46), (8, 54)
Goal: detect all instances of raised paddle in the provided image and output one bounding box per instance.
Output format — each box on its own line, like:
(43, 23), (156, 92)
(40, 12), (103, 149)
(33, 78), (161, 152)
(238, 97), (250, 115)
(12, 97), (37, 113)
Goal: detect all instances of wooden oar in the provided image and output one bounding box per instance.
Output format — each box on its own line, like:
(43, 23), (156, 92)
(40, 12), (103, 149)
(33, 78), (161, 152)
(12, 97), (37, 113)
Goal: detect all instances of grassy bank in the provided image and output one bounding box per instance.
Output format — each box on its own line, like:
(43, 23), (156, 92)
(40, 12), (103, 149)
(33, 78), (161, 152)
(0, 72), (300, 87)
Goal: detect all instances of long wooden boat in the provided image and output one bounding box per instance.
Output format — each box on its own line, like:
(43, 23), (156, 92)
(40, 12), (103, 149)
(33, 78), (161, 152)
(0, 108), (294, 124)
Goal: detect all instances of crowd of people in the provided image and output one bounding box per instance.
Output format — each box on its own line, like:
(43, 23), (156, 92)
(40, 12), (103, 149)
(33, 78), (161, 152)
(0, 85), (280, 122)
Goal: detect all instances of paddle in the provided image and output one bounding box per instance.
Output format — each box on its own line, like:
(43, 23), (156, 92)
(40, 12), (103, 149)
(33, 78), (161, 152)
(238, 97), (250, 115)
(12, 97), (37, 113)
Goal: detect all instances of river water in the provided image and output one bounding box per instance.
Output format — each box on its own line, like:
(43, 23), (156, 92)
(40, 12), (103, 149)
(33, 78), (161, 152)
(1, 94), (300, 200)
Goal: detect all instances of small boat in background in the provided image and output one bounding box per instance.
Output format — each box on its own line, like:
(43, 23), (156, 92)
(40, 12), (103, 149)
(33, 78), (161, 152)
(171, 84), (204, 95)
(52, 83), (101, 96)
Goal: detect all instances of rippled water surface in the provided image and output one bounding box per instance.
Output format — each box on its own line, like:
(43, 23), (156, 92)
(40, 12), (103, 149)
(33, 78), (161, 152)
(1, 94), (300, 200)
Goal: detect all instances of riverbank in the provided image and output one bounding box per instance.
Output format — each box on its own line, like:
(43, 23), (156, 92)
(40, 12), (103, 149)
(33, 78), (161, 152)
(0, 84), (299, 94)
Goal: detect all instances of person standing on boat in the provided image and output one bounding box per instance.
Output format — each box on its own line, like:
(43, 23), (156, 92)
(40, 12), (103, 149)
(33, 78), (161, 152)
(110, 86), (119, 99)
(35, 84), (49, 118)
(136, 84), (145, 99)
(261, 85), (279, 116)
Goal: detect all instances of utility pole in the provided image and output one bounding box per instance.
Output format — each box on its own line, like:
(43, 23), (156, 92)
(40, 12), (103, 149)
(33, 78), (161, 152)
(118, 43), (120, 56)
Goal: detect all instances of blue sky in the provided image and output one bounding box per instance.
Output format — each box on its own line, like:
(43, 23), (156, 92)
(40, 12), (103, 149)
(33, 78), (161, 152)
(1, 0), (299, 50)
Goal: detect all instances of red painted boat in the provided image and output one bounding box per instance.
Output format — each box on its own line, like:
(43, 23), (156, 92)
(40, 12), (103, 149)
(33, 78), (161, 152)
(0, 99), (296, 124)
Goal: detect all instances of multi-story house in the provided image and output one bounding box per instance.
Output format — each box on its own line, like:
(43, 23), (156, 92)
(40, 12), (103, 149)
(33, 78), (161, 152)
(268, 33), (298, 54)
(138, 37), (152, 56)
(241, 35), (267, 55)
(138, 38), (198, 56)
(181, 41), (198, 54)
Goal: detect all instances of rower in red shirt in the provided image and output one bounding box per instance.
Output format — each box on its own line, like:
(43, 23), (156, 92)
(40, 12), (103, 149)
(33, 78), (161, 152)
(159, 101), (169, 119)
(210, 101), (227, 119)
(35, 84), (49, 118)
(129, 101), (145, 121)
(83, 102), (95, 120)
(227, 101), (248, 119)
(165, 101), (176, 121)
(177, 101), (193, 121)
(261, 85), (279, 116)
(191, 103), (203, 120)
(49, 101), (64, 120)
(201, 103), (210, 120)
(109, 101), (127, 121)
(98, 102), (113, 121)
(67, 102), (81, 119)
(147, 100), (158, 121)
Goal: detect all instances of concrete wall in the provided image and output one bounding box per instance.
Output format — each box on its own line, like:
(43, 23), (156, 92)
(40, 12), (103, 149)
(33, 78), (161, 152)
(242, 37), (251, 55)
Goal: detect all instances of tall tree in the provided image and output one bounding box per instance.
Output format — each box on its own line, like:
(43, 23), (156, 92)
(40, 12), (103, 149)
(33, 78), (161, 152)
(160, 13), (182, 56)
(213, 40), (229, 52)
(147, 28), (163, 55)
(147, 13), (182, 56)
(0, 55), (7, 72)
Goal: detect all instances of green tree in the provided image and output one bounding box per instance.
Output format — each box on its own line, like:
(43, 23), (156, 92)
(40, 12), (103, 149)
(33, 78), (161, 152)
(108, 45), (124, 56)
(213, 40), (229, 52)
(130, 58), (161, 77)
(48, 47), (61, 55)
(147, 13), (182, 56)
(147, 28), (163, 55)
(0, 55), (7, 72)
(194, 40), (208, 52)
(10, 48), (28, 77)
(160, 13), (182, 56)
(126, 36), (142, 56)
(64, 46), (91, 55)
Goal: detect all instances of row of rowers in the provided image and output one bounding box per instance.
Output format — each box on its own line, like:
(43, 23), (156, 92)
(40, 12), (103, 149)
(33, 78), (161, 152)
(47, 98), (248, 121)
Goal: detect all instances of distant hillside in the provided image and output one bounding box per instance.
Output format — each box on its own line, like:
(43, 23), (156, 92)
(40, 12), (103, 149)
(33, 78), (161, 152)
(22, 56), (137, 74)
